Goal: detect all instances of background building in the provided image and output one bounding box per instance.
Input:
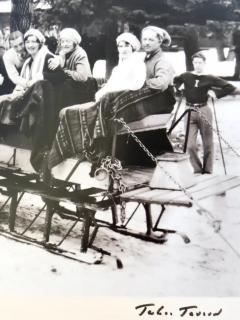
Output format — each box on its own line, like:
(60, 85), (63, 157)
(0, 0), (11, 29)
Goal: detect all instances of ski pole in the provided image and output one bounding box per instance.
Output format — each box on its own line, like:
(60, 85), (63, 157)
(212, 97), (227, 175)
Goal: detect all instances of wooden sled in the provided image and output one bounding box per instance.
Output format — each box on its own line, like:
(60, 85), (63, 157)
(0, 110), (174, 266)
(2, 104), (239, 267)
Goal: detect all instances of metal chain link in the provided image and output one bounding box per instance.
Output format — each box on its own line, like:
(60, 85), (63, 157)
(96, 156), (127, 225)
(114, 117), (222, 232)
(115, 119), (158, 165)
(190, 106), (240, 159)
(84, 148), (126, 225)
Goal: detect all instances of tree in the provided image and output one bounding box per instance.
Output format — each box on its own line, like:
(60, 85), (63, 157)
(10, 0), (32, 33)
(10, 0), (240, 33)
(9, 0), (240, 66)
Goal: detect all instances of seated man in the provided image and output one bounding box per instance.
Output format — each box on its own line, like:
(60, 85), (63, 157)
(47, 28), (176, 173)
(3, 31), (28, 90)
(115, 26), (176, 165)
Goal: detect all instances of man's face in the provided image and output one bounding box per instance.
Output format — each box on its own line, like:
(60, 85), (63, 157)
(141, 29), (161, 54)
(192, 57), (205, 74)
(10, 37), (25, 55)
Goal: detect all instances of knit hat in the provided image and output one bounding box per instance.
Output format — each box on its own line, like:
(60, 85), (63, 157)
(59, 28), (82, 45)
(116, 32), (141, 51)
(24, 29), (45, 44)
(142, 26), (171, 47)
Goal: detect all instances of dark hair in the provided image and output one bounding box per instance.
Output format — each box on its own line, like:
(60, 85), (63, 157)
(9, 30), (24, 42)
(117, 40), (133, 49)
(24, 35), (40, 44)
(192, 52), (206, 61)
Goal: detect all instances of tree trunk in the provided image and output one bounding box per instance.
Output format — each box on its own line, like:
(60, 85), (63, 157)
(10, 0), (31, 33)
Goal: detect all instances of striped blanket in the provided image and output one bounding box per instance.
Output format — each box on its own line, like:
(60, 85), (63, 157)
(48, 86), (175, 169)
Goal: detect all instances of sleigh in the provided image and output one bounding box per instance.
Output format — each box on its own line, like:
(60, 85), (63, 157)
(1, 87), (240, 268)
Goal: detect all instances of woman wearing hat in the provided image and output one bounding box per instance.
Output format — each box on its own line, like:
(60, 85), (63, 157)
(58, 28), (91, 82)
(54, 27), (96, 107)
(0, 29), (66, 173)
(111, 25), (176, 165)
(18, 29), (55, 89)
(8, 28), (65, 97)
(47, 29), (176, 170)
(95, 32), (146, 101)
(0, 28), (61, 111)
(47, 32), (147, 170)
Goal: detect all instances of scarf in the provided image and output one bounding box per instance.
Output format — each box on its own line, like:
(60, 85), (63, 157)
(20, 45), (50, 81)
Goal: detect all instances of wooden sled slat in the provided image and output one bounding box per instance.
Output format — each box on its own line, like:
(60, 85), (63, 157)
(121, 174), (240, 206)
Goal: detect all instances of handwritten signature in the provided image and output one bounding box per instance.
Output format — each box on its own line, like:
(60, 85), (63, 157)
(135, 304), (222, 317)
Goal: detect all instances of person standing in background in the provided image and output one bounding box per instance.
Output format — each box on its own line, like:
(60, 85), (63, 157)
(174, 52), (236, 174)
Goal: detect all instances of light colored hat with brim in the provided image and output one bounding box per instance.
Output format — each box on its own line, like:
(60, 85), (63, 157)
(116, 32), (141, 52)
(24, 29), (45, 44)
(59, 28), (82, 45)
(142, 26), (171, 47)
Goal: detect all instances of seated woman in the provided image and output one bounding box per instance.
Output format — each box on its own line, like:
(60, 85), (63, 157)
(48, 29), (175, 172)
(95, 32), (146, 101)
(0, 28), (66, 171)
(47, 32), (148, 170)
(115, 26), (176, 165)
(53, 28), (96, 110)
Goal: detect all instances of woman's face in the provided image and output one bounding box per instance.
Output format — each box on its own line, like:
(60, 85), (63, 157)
(60, 38), (75, 54)
(117, 41), (133, 61)
(25, 35), (41, 56)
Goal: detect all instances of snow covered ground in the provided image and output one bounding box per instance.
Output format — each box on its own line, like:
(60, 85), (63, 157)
(0, 51), (240, 318)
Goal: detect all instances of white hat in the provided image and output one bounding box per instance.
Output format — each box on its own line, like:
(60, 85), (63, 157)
(142, 26), (171, 46)
(60, 28), (82, 45)
(24, 29), (45, 44)
(116, 32), (141, 51)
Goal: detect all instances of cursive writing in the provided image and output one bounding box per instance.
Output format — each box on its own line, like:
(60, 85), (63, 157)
(135, 303), (222, 317)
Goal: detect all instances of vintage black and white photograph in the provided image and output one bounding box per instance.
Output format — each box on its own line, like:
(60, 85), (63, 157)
(0, 0), (240, 317)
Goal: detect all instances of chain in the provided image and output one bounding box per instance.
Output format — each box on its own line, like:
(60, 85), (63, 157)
(96, 156), (127, 225)
(114, 117), (222, 232)
(82, 149), (95, 162)
(114, 118), (158, 165)
(113, 117), (240, 260)
(190, 106), (240, 159)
